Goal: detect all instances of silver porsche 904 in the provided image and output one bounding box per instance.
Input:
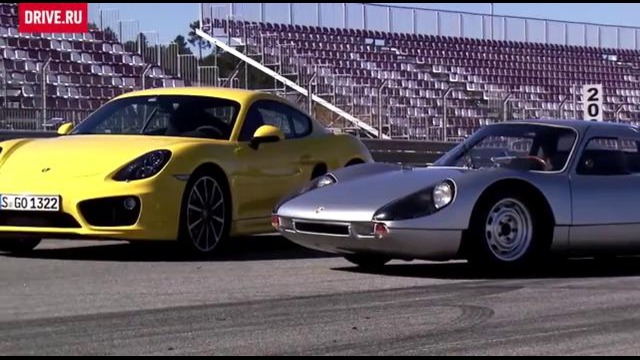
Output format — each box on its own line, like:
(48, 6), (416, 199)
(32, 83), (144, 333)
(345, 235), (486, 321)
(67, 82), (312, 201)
(272, 119), (640, 269)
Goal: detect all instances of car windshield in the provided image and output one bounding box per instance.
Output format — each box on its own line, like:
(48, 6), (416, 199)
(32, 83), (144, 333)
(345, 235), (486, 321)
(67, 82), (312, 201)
(434, 123), (578, 172)
(71, 95), (241, 140)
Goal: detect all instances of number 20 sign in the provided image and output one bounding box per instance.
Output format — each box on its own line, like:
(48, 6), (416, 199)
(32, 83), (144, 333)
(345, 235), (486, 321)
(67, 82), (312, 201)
(582, 84), (603, 122)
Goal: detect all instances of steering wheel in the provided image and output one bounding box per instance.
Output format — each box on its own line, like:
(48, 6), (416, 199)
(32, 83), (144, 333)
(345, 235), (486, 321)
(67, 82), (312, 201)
(521, 156), (551, 171)
(195, 125), (225, 139)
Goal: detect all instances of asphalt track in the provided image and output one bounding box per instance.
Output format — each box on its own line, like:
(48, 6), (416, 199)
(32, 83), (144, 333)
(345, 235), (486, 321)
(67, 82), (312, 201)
(2, 236), (640, 355)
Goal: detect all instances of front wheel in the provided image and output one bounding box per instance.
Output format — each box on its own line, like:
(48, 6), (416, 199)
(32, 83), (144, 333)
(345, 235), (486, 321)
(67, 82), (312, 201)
(178, 172), (231, 257)
(0, 238), (41, 254)
(344, 254), (391, 269)
(465, 191), (550, 270)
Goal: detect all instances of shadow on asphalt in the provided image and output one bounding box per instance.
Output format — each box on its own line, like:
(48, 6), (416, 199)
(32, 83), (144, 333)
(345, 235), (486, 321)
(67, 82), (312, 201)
(334, 256), (640, 280)
(1, 235), (338, 262)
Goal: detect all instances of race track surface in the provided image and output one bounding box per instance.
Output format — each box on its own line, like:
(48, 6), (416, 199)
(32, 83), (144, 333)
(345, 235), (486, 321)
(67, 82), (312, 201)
(2, 237), (640, 355)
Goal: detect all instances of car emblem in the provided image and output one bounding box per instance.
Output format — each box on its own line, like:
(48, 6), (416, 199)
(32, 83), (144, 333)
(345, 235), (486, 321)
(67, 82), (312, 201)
(41, 167), (51, 173)
(315, 206), (325, 214)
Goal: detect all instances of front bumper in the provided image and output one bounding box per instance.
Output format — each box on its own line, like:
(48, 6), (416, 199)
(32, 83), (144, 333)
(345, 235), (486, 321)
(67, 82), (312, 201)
(275, 216), (463, 260)
(0, 175), (186, 241)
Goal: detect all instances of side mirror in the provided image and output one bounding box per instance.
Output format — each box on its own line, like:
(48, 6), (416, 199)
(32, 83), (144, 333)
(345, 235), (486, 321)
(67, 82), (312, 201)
(249, 125), (284, 150)
(57, 122), (74, 135)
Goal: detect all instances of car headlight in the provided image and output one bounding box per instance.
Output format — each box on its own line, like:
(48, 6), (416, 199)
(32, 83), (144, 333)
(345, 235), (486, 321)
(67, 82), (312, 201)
(272, 174), (337, 213)
(112, 150), (172, 181)
(433, 181), (454, 209)
(315, 174), (337, 189)
(373, 180), (455, 221)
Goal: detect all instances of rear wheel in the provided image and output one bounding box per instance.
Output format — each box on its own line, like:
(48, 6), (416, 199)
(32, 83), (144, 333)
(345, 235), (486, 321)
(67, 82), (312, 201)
(0, 238), (41, 254)
(178, 172), (231, 257)
(344, 254), (391, 269)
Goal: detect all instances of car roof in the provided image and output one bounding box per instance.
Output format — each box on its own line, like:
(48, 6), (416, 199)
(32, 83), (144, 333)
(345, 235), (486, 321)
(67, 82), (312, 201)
(112, 86), (280, 103)
(491, 119), (636, 132)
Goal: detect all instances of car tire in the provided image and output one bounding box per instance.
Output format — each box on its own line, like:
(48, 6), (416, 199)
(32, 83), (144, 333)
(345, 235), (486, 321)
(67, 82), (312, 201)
(344, 253), (391, 269)
(177, 171), (232, 257)
(0, 238), (41, 254)
(466, 190), (550, 270)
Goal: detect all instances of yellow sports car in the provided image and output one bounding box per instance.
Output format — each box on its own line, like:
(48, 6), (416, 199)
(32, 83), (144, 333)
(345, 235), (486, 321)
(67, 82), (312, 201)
(0, 87), (373, 255)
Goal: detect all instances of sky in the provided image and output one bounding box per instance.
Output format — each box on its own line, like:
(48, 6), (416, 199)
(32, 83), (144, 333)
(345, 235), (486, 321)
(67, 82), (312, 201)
(87, 3), (640, 46)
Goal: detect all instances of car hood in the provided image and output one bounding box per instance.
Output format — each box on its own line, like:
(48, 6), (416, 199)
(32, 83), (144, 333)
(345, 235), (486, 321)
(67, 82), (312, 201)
(277, 165), (471, 222)
(0, 134), (211, 180)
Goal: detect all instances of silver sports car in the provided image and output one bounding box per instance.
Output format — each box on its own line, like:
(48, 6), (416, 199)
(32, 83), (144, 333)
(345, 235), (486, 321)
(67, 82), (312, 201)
(272, 119), (640, 269)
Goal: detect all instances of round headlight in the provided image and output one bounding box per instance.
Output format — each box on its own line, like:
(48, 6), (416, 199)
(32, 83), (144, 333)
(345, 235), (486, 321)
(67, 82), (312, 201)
(433, 181), (454, 209)
(317, 175), (336, 188)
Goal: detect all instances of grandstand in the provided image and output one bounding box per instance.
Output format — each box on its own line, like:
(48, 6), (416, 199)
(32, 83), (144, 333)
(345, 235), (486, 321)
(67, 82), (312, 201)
(0, 3), (211, 130)
(199, 3), (640, 140)
(3, 2), (640, 141)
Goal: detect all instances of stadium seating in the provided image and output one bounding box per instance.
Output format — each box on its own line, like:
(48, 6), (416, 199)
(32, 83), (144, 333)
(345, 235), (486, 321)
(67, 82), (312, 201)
(3, 0), (640, 139)
(0, 2), (184, 124)
(207, 17), (640, 139)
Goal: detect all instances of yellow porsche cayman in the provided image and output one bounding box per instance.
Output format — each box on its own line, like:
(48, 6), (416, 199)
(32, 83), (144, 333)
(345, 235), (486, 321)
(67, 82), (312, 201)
(0, 87), (373, 255)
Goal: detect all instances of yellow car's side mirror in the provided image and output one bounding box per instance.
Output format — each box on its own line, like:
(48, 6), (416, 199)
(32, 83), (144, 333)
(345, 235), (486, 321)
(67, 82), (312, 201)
(249, 125), (284, 150)
(57, 122), (74, 135)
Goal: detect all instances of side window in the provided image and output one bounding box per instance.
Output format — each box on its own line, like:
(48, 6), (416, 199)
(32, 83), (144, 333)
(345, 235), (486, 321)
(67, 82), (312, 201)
(238, 100), (313, 141)
(577, 137), (633, 176)
(258, 107), (292, 137)
(291, 109), (312, 138)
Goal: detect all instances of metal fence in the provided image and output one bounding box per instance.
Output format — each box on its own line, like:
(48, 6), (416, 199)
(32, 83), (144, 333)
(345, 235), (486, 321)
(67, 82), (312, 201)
(200, 2), (640, 50)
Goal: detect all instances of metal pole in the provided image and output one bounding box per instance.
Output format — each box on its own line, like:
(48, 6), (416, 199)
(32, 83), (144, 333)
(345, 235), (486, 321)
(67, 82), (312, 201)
(412, 9), (417, 35)
(343, 3), (347, 29)
(141, 64), (152, 89)
(244, 24), (248, 89)
(558, 95), (567, 119)
(2, 67), (6, 108)
(362, 4), (367, 30)
(41, 58), (51, 127)
(573, 83), (578, 119)
(307, 73), (317, 117)
(378, 80), (388, 139)
(502, 93), (513, 122)
(289, 3), (293, 24)
(442, 87), (454, 142)
(616, 105), (624, 123)
(490, 3), (494, 40)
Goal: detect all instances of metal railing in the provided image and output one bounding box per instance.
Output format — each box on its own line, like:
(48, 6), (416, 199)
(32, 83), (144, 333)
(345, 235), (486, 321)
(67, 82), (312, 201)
(201, 2), (640, 50)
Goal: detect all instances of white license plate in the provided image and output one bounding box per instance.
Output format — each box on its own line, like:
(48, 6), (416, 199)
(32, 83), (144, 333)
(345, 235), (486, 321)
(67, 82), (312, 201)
(0, 195), (61, 211)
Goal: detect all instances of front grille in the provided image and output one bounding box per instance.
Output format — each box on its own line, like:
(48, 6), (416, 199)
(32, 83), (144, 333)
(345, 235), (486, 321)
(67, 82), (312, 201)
(0, 211), (81, 228)
(294, 221), (350, 236)
(79, 196), (141, 227)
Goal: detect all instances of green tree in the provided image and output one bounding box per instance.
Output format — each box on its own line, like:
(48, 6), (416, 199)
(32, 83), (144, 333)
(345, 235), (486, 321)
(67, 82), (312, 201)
(173, 35), (192, 55)
(187, 20), (212, 59)
(124, 32), (149, 54)
(103, 26), (118, 42)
